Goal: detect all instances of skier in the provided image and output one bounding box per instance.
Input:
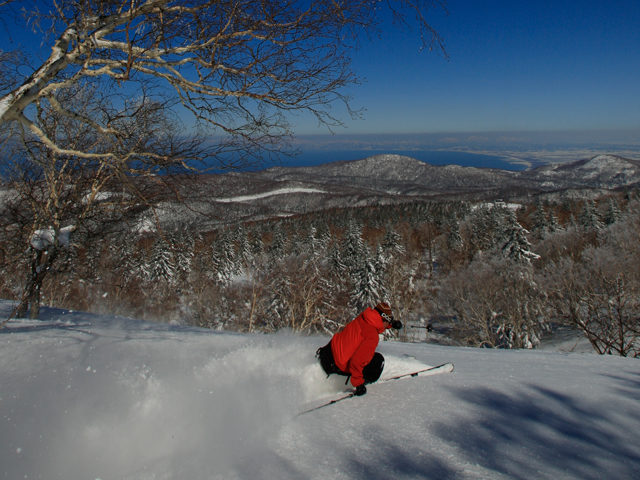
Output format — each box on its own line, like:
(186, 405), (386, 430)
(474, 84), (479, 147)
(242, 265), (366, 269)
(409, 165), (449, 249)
(316, 302), (403, 396)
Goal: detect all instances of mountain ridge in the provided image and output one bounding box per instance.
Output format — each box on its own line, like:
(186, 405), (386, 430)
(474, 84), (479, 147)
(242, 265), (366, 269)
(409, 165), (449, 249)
(146, 153), (640, 227)
(255, 153), (640, 195)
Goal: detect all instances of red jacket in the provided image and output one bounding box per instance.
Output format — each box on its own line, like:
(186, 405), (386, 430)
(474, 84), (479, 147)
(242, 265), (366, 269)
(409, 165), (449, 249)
(331, 308), (387, 387)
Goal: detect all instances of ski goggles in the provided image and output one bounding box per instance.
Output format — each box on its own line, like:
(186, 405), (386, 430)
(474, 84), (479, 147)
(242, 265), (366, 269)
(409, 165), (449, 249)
(379, 311), (403, 330)
(380, 312), (395, 323)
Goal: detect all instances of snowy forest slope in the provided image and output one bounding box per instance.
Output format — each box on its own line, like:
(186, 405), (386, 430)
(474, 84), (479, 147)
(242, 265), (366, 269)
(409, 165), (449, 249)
(1, 302), (639, 480)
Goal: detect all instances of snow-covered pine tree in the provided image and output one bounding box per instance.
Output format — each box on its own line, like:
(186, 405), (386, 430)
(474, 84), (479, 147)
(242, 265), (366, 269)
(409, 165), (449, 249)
(328, 235), (345, 274)
(318, 227), (332, 255)
(270, 223), (287, 260)
(499, 211), (540, 263)
(306, 226), (321, 259)
(350, 244), (381, 313)
(170, 229), (195, 286)
(374, 244), (388, 297)
(109, 232), (141, 288)
(488, 204), (507, 236)
(579, 200), (604, 231)
(568, 213), (578, 230)
(341, 219), (365, 273)
(84, 237), (105, 283)
(470, 205), (496, 252)
(382, 224), (405, 258)
(446, 219), (463, 251)
(547, 211), (560, 234)
(211, 229), (236, 284)
(531, 203), (549, 239)
(148, 236), (176, 285)
(249, 227), (265, 256)
(235, 225), (252, 269)
(288, 228), (303, 256)
(604, 197), (622, 225)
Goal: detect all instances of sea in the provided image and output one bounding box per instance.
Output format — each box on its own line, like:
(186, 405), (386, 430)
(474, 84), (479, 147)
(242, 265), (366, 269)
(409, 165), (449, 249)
(276, 150), (527, 171)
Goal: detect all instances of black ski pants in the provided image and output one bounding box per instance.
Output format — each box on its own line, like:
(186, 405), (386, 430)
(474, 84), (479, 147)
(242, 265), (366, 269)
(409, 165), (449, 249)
(316, 341), (385, 385)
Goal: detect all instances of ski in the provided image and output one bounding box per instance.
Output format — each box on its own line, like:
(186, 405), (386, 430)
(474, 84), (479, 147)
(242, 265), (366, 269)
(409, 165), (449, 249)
(381, 362), (454, 382)
(298, 392), (355, 416)
(299, 362), (454, 415)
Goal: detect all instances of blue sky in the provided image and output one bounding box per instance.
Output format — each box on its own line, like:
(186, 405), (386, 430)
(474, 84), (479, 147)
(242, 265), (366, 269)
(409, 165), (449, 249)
(2, 0), (638, 154)
(290, 0), (640, 138)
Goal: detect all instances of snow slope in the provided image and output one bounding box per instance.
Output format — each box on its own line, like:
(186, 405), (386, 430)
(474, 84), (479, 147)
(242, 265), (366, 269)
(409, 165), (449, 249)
(212, 187), (326, 203)
(1, 302), (639, 480)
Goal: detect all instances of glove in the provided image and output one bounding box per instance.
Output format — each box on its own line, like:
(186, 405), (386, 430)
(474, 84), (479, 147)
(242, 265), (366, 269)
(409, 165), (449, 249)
(354, 384), (367, 396)
(391, 320), (403, 330)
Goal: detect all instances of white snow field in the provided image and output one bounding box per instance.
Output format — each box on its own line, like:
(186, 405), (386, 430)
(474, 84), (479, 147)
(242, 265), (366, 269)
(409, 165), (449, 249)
(1, 302), (639, 480)
(213, 187), (326, 203)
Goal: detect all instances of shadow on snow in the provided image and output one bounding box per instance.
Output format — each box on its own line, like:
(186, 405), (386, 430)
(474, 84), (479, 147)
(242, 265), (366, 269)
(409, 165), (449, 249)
(434, 380), (640, 479)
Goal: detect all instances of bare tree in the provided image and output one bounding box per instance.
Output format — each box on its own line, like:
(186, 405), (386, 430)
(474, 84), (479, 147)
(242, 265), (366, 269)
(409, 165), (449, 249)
(1, 0), (446, 160)
(0, 81), (190, 319)
(439, 255), (547, 349)
(542, 207), (640, 357)
(1, 0), (447, 321)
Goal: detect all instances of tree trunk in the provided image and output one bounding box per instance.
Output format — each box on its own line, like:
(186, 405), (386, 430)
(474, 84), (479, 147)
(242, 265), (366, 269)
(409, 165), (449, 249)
(15, 298), (28, 318)
(16, 247), (58, 320)
(28, 285), (41, 319)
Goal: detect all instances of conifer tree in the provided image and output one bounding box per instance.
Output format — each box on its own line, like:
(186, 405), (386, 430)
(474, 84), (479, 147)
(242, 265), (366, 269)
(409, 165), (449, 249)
(382, 224), (405, 258)
(568, 213), (578, 230)
(84, 237), (105, 283)
(446, 219), (463, 251)
(235, 225), (252, 268)
(306, 226), (321, 259)
(548, 211), (560, 234)
(319, 228), (332, 254)
(470, 205), (497, 252)
(109, 233), (141, 288)
(171, 229), (195, 286)
(328, 236), (346, 274)
(289, 229), (303, 256)
(342, 219), (365, 272)
(374, 245), (388, 299)
(499, 211), (539, 263)
(350, 244), (381, 312)
(249, 227), (265, 256)
(148, 237), (176, 285)
(531, 203), (549, 239)
(579, 200), (604, 231)
(211, 229), (236, 284)
(604, 197), (622, 225)
(270, 224), (287, 260)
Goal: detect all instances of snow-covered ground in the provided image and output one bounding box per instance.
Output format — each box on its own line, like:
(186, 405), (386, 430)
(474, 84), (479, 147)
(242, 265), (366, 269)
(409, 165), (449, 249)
(213, 187), (326, 203)
(1, 302), (639, 480)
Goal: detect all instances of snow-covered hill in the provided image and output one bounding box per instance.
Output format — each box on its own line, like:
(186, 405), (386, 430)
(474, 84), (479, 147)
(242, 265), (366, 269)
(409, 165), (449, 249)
(257, 153), (640, 195)
(2, 302), (639, 480)
(526, 155), (640, 190)
(155, 154), (639, 225)
(258, 154), (521, 195)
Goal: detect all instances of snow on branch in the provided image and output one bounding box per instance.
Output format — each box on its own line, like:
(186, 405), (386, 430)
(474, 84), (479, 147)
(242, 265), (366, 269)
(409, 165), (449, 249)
(30, 225), (75, 251)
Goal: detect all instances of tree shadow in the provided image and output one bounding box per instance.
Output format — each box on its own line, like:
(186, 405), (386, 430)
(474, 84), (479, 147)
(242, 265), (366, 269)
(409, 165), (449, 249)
(602, 371), (640, 399)
(434, 381), (640, 479)
(346, 435), (458, 480)
(309, 424), (459, 480)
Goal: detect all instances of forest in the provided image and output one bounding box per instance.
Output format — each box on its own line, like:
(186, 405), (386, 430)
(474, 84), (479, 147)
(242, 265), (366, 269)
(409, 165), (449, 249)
(2, 188), (638, 357)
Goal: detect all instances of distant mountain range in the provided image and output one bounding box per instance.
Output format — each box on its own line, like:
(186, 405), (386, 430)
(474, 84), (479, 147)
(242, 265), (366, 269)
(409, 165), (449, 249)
(161, 154), (640, 226)
(257, 154), (640, 195)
